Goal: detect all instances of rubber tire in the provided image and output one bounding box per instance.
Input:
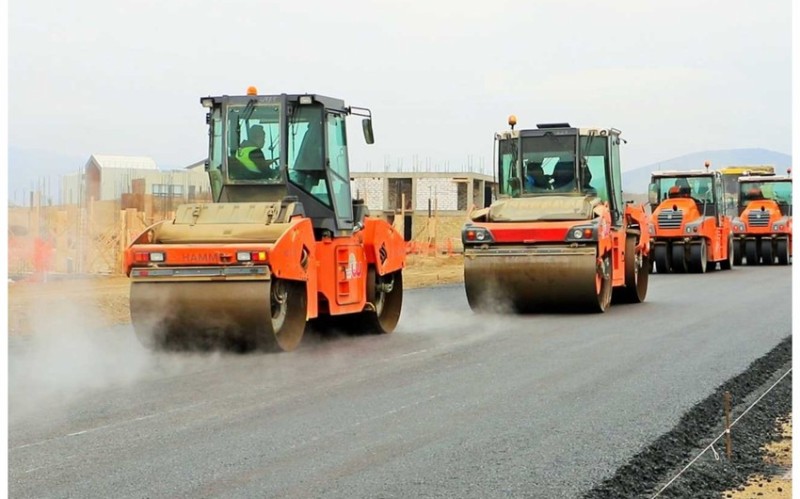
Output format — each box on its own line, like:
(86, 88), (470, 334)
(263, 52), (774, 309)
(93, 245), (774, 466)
(732, 239), (743, 266)
(745, 239), (759, 265)
(257, 279), (307, 352)
(759, 238), (774, 265)
(671, 244), (688, 273)
(776, 238), (790, 265)
(613, 236), (649, 304)
(720, 236), (734, 270)
(653, 244), (670, 274)
(594, 255), (613, 313)
(689, 240), (708, 274)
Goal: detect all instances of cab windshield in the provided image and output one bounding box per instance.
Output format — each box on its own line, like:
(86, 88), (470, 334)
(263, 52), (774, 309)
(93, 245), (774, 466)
(497, 133), (609, 201)
(739, 180), (793, 213)
(521, 135), (577, 194)
(651, 176), (714, 204)
(225, 102), (282, 183)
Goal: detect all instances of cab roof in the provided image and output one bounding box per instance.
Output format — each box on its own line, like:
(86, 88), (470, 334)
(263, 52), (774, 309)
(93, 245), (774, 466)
(495, 124), (621, 140)
(738, 175), (792, 182)
(650, 170), (716, 178)
(201, 93), (348, 111)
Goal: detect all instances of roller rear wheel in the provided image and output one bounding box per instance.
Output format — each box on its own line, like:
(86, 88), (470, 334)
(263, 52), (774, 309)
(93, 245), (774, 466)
(653, 244), (670, 274)
(688, 240), (707, 274)
(759, 239), (774, 265)
(745, 239), (759, 265)
(776, 239), (790, 265)
(671, 244), (688, 273)
(732, 239), (743, 266)
(720, 236), (734, 270)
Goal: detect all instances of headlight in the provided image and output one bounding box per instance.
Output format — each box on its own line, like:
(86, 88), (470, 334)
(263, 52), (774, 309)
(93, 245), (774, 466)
(463, 226), (494, 244)
(772, 224), (784, 231)
(565, 225), (596, 242)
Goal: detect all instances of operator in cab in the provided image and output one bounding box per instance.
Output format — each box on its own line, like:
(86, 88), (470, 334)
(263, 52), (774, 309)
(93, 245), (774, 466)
(525, 162), (550, 191)
(233, 125), (279, 180)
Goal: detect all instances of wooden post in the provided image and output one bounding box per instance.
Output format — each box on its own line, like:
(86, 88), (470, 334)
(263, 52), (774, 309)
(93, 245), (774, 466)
(432, 196), (438, 256)
(724, 391), (732, 459)
(119, 209), (127, 274)
(398, 193), (406, 242)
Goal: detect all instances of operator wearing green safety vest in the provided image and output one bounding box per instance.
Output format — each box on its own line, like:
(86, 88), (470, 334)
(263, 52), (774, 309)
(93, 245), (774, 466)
(233, 125), (278, 180)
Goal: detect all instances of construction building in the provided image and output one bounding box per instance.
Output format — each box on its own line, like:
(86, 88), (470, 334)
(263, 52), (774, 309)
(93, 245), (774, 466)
(61, 155), (210, 205)
(350, 171), (495, 246)
(11, 155), (212, 277)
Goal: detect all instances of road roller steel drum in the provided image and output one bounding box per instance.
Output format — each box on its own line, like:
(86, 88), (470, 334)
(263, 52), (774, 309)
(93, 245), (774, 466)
(464, 245), (608, 313)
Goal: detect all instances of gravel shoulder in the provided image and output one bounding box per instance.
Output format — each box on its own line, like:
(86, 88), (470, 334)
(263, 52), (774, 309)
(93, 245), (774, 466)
(584, 336), (792, 499)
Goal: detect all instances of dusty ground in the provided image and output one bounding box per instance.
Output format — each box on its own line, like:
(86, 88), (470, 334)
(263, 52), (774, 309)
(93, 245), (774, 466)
(724, 417), (792, 499)
(7, 254), (464, 336)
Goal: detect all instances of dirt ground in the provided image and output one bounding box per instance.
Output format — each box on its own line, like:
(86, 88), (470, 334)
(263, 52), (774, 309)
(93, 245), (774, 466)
(7, 253), (790, 497)
(724, 417), (792, 499)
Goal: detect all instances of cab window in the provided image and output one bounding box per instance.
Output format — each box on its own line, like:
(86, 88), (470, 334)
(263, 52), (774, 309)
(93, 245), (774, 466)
(326, 112), (353, 226)
(287, 105), (331, 207)
(579, 136), (609, 201)
(226, 103), (281, 182)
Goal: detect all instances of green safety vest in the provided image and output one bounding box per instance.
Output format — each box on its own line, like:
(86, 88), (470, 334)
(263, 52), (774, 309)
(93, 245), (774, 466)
(235, 146), (261, 172)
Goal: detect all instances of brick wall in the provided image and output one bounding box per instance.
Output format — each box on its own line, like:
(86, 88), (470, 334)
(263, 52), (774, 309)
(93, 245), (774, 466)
(350, 177), (384, 212)
(415, 178), (460, 211)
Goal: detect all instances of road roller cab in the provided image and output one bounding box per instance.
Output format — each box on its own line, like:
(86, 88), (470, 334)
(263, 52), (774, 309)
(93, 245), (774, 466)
(731, 174), (792, 265)
(123, 89), (406, 352)
(648, 167), (735, 273)
(462, 120), (650, 313)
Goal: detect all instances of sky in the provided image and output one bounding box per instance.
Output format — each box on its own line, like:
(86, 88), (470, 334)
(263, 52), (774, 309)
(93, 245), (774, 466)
(6, 0), (793, 177)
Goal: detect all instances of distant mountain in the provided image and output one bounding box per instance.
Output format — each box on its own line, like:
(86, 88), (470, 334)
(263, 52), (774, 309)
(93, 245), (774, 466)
(7, 146), (89, 204)
(623, 148), (792, 194)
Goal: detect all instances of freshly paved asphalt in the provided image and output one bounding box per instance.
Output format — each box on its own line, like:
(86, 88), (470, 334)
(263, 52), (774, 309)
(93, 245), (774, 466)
(8, 265), (792, 498)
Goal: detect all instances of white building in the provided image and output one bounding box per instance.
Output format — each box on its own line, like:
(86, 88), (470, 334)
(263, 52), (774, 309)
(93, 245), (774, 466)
(60, 155), (210, 205)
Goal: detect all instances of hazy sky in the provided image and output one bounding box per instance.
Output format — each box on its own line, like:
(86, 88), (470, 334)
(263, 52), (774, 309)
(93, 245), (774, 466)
(7, 0), (794, 174)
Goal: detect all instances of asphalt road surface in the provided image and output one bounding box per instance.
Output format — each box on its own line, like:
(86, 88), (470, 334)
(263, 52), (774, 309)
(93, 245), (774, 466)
(8, 265), (792, 498)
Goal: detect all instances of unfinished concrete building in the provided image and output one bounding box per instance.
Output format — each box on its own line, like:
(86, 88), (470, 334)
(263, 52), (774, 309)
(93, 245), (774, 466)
(350, 171), (495, 245)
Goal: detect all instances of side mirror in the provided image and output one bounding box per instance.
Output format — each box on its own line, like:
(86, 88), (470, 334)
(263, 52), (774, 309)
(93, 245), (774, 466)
(362, 118), (375, 144)
(648, 183), (659, 206)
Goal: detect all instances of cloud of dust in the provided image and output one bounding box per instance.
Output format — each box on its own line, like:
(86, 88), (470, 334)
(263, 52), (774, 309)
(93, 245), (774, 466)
(7, 289), (222, 424)
(396, 287), (517, 347)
